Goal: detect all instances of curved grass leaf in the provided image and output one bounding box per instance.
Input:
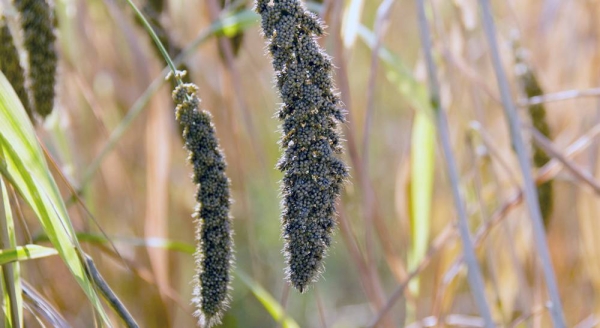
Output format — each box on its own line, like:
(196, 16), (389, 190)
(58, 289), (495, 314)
(35, 232), (196, 254)
(236, 270), (300, 328)
(0, 245), (58, 265)
(408, 113), (435, 274)
(0, 72), (110, 324)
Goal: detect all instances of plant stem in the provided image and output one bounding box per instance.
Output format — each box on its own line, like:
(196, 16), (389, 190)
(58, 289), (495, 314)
(0, 178), (21, 328)
(477, 0), (566, 326)
(415, 0), (495, 327)
(124, 0), (181, 85)
(84, 254), (139, 328)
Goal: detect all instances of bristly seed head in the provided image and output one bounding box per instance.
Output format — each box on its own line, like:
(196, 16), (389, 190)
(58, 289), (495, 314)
(255, 0), (349, 292)
(0, 19), (33, 119)
(14, 0), (57, 118)
(172, 83), (234, 327)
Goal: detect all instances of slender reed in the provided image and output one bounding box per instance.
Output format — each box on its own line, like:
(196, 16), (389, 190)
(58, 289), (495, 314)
(415, 0), (495, 326)
(478, 1), (566, 326)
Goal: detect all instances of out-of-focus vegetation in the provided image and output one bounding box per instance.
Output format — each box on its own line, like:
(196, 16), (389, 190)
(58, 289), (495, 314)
(1, 0), (600, 327)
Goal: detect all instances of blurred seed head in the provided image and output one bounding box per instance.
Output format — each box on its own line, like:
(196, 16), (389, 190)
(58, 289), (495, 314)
(15, 0), (57, 118)
(0, 18), (33, 120)
(513, 40), (554, 228)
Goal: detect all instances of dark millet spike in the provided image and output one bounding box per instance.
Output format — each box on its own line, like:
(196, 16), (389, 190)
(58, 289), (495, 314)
(15, 0), (57, 117)
(255, 0), (349, 292)
(514, 42), (554, 227)
(0, 20), (32, 119)
(173, 83), (234, 327)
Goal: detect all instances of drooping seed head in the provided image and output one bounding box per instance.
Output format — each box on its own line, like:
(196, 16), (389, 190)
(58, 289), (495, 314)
(255, 0), (349, 292)
(512, 37), (554, 227)
(172, 83), (234, 327)
(14, 0), (57, 118)
(0, 18), (33, 119)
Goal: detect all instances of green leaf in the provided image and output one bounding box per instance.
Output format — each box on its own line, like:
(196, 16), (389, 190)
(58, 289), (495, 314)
(36, 232), (196, 255)
(0, 71), (110, 324)
(236, 270), (300, 328)
(0, 245), (58, 265)
(215, 10), (260, 38)
(408, 113), (435, 271)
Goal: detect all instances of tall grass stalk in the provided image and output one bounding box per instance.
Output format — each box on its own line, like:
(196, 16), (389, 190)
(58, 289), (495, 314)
(478, 0), (566, 326)
(415, 0), (495, 326)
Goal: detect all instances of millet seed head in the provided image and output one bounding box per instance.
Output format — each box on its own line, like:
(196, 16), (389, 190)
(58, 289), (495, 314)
(172, 83), (234, 327)
(0, 19), (33, 119)
(14, 0), (57, 118)
(255, 0), (349, 292)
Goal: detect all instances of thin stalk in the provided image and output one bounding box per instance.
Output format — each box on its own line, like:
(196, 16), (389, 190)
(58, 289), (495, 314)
(124, 0), (180, 84)
(84, 255), (139, 328)
(22, 280), (70, 328)
(0, 178), (21, 328)
(415, 1), (494, 327)
(477, 0), (566, 326)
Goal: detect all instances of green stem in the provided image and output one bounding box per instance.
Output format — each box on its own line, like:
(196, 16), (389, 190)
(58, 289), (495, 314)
(124, 0), (181, 85)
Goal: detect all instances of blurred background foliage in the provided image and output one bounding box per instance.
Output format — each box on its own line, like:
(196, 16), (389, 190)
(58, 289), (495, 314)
(1, 0), (600, 327)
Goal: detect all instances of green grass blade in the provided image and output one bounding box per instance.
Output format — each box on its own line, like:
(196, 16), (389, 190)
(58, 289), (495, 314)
(0, 179), (22, 327)
(0, 71), (110, 325)
(0, 269), (7, 327)
(236, 270), (300, 328)
(0, 245), (58, 265)
(408, 113), (435, 272)
(35, 232), (196, 255)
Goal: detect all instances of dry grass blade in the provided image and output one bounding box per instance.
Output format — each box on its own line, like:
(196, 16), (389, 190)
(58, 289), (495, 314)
(368, 224), (456, 328)
(362, 0), (395, 167)
(519, 88), (600, 106)
(478, 0), (566, 325)
(22, 281), (70, 328)
(415, 0), (494, 325)
(529, 127), (600, 193)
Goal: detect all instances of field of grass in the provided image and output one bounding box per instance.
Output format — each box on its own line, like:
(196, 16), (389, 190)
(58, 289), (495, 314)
(1, 0), (600, 327)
